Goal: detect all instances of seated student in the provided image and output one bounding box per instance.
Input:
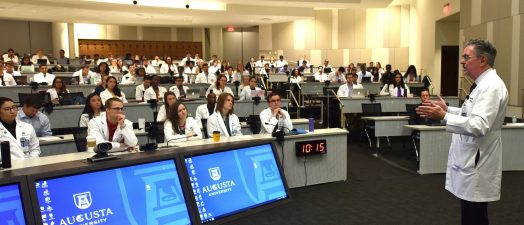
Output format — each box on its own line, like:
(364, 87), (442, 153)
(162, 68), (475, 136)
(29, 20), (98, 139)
(380, 64), (394, 85)
(169, 75), (189, 99)
(175, 66), (189, 84)
(379, 71), (410, 97)
(16, 95), (52, 137)
(120, 65), (138, 85)
(238, 75), (250, 91)
(329, 67), (347, 84)
(337, 73), (364, 97)
(3, 48), (19, 64)
(79, 93), (105, 127)
(157, 92), (177, 122)
(259, 63), (270, 77)
(356, 64), (372, 84)
(143, 75), (167, 102)
(93, 74), (108, 95)
(100, 76), (128, 103)
(33, 64), (55, 84)
(0, 63), (17, 86)
(206, 93), (242, 137)
(184, 61), (197, 74)
(30, 49), (49, 65)
(164, 102), (203, 143)
(0, 97), (40, 160)
(88, 98), (138, 153)
(135, 75), (151, 102)
(224, 66), (235, 83)
(47, 77), (69, 105)
(151, 56), (164, 67)
(313, 66), (329, 82)
(195, 92), (216, 129)
(73, 64), (97, 84)
(205, 74), (234, 97)
(159, 57), (176, 74)
(195, 63), (216, 84)
(142, 57), (156, 74)
(411, 89), (440, 125)
(56, 49), (69, 65)
(5, 61), (21, 77)
(289, 69), (303, 84)
(239, 76), (262, 101)
(18, 55), (34, 72)
(259, 92), (293, 134)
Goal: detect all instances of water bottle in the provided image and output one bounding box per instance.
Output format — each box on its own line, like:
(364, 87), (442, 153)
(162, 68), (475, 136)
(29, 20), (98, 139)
(512, 115), (517, 123)
(308, 118), (315, 132)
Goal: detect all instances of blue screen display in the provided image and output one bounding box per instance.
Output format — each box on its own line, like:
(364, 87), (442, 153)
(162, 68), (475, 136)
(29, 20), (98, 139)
(0, 183), (26, 225)
(184, 143), (288, 223)
(34, 160), (192, 225)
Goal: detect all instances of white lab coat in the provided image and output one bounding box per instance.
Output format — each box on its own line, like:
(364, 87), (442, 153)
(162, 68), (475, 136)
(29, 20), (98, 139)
(164, 117), (203, 143)
(143, 86), (167, 102)
(73, 70), (98, 84)
(337, 83), (364, 98)
(47, 88), (69, 101)
(379, 83), (410, 97)
(159, 64), (176, 73)
(195, 104), (214, 129)
(238, 86), (262, 101)
(0, 120), (40, 160)
(120, 74), (137, 85)
(100, 89), (128, 104)
(205, 85), (234, 97)
(443, 68), (508, 202)
(195, 73), (216, 84)
(169, 85), (190, 99)
(156, 105), (168, 122)
(313, 72), (329, 82)
(259, 108), (293, 134)
(356, 71), (373, 84)
(79, 113), (102, 127)
(0, 73), (17, 86)
(87, 112), (138, 152)
(33, 73), (55, 84)
(206, 112), (243, 137)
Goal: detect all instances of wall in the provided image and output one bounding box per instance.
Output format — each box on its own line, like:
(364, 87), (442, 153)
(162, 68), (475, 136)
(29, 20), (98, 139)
(260, 7), (411, 72)
(460, 0), (523, 106)
(0, 19), (53, 56)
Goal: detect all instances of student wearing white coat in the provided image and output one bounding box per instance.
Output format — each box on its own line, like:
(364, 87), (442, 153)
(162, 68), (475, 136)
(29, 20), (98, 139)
(169, 76), (190, 99)
(417, 39), (508, 225)
(238, 76), (262, 101)
(79, 93), (105, 127)
(0, 97), (40, 160)
(164, 102), (202, 143)
(87, 98), (138, 153)
(195, 92), (216, 129)
(337, 73), (364, 98)
(100, 76), (128, 104)
(259, 92), (293, 134)
(379, 73), (410, 97)
(206, 93), (242, 137)
(156, 92), (177, 122)
(143, 75), (167, 102)
(205, 74), (234, 97)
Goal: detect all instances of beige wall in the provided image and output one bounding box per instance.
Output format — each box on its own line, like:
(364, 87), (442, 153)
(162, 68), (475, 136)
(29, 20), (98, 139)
(0, 19), (53, 56)
(460, 0), (523, 106)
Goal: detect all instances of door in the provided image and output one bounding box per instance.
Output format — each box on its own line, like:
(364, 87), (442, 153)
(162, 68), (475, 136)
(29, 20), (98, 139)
(441, 46), (459, 96)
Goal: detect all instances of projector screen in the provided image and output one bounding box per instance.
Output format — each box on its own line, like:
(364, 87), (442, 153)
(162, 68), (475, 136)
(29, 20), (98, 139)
(183, 143), (289, 223)
(0, 183), (27, 225)
(33, 160), (192, 225)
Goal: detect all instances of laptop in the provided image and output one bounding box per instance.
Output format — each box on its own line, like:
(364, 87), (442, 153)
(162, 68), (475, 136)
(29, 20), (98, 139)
(58, 92), (85, 105)
(15, 76), (28, 85)
(351, 88), (367, 98)
(250, 90), (265, 98)
(37, 59), (48, 65)
(20, 65), (35, 73)
(57, 76), (78, 85)
(361, 76), (372, 83)
(304, 76), (316, 82)
(184, 89), (201, 100)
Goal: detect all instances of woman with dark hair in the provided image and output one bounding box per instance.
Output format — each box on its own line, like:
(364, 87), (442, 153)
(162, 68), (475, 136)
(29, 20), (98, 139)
(100, 76), (128, 103)
(0, 97), (40, 159)
(289, 69), (303, 84)
(47, 77), (69, 104)
(157, 91), (177, 122)
(206, 74), (233, 97)
(239, 76), (262, 101)
(97, 62), (111, 77)
(380, 70), (410, 97)
(206, 92), (242, 137)
(79, 93), (105, 127)
(144, 75), (167, 102)
(164, 101), (202, 142)
(18, 55), (34, 72)
(403, 65), (418, 83)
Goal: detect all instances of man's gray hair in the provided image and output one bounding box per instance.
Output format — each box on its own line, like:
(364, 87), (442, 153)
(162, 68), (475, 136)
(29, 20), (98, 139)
(465, 39), (497, 67)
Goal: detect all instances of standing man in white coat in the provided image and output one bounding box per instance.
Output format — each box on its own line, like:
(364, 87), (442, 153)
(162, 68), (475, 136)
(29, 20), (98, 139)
(0, 97), (40, 160)
(88, 98), (138, 153)
(417, 39), (508, 225)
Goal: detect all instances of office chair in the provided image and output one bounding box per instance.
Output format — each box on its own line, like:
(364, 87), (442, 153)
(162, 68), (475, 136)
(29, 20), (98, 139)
(248, 115), (262, 134)
(405, 104), (420, 161)
(361, 103), (388, 149)
(71, 127), (88, 152)
(201, 119), (209, 139)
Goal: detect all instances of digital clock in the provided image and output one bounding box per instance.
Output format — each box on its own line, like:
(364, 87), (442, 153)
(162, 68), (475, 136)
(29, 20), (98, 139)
(295, 139), (327, 156)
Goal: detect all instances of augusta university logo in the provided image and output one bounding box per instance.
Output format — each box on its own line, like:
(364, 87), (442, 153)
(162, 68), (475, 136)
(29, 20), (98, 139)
(73, 192), (92, 209)
(208, 167), (221, 181)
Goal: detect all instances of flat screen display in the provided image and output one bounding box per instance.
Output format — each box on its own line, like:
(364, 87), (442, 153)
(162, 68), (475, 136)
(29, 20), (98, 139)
(34, 160), (192, 225)
(0, 183), (27, 225)
(184, 143), (288, 223)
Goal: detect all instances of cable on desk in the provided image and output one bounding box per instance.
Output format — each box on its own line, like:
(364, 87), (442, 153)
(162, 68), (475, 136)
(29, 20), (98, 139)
(303, 156), (308, 186)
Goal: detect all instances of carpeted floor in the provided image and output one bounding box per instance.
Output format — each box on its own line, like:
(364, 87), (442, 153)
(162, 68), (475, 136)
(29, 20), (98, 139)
(228, 135), (524, 225)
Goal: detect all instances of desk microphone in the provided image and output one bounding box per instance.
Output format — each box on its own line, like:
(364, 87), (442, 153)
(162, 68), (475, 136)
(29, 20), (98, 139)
(166, 134), (199, 147)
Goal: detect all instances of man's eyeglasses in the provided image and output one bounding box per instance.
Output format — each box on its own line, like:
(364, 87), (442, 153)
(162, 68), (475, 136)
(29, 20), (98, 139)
(1, 106), (18, 112)
(110, 107), (125, 112)
(269, 99), (281, 103)
(461, 55), (474, 61)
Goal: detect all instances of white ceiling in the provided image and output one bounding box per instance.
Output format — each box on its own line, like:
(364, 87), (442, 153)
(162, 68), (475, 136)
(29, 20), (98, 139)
(0, 0), (394, 27)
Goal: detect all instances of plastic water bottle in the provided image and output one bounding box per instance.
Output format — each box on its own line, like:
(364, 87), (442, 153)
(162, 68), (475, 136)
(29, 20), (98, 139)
(512, 115), (517, 123)
(308, 118), (315, 132)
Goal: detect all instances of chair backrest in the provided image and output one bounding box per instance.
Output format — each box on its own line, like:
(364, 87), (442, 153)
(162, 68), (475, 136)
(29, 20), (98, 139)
(361, 103), (382, 116)
(58, 92), (86, 105)
(405, 104), (419, 125)
(71, 127), (88, 152)
(201, 119), (209, 139)
(155, 122), (165, 143)
(18, 93), (51, 105)
(248, 115), (261, 134)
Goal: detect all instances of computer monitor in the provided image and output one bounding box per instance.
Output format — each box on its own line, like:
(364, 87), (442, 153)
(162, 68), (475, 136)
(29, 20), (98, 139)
(29, 159), (193, 225)
(37, 59), (48, 65)
(322, 86), (339, 96)
(58, 92), (85, 105)
(0, 177), (34, 225)
(180, 142), (290, 224)
(361, 76), (372, 83)
(20, 65), (35, 73)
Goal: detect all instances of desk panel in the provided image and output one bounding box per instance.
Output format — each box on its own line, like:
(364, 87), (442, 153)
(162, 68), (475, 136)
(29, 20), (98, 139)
(341, 96), (459, 113)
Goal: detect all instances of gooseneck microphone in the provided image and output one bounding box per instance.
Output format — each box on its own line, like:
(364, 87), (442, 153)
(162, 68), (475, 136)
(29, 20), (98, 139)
(166, 134), (199, 147)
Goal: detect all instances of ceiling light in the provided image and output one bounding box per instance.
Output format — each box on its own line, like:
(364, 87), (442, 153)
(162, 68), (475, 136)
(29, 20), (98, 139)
(86, 0), (226, 11)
